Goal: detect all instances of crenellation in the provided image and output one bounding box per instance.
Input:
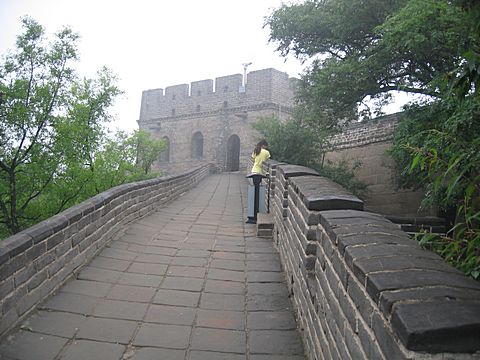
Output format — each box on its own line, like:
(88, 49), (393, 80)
(165, 83), (189, 99)
(139, 88), (164, 120)
(139, 68), (295, 122)
(245, 68), (274, 102)
(137, 70), (422, 220)
(190, 79), (214, 96)
(215, 73), (243, 93)
(138, 68), (296, 174)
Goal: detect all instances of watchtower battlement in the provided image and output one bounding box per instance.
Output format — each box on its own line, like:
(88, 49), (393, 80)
(139, 68), (296, 122)
(137, 67), (296, 175)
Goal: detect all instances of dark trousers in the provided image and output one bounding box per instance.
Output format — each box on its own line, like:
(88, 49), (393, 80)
(252, 174), (263, 221)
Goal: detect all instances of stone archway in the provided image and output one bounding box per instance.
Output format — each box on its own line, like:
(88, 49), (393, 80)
(191, 131), (204, 159)
(159, 136), (170, 162)
(226, 134), (240, 171)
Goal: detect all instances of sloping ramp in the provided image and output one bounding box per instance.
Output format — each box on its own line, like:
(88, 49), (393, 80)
(0, 173), (306, 360)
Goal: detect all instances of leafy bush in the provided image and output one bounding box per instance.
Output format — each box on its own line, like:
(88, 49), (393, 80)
(313, 160), (369, 198)
(0, 19), (166, 239)
(390, 61), (480, 279)
(265, 0), (480, 278)
(251, 115), (328, 168)
(252, 115), (368, 197)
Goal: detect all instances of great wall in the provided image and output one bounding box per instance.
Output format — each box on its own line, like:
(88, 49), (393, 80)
(139, 68), (426, 217)
(1, 68), (478, 360)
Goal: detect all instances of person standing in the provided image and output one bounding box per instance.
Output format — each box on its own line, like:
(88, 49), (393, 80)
(246, 140), (270, 224)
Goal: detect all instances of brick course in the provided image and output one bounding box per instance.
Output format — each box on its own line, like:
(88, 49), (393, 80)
(0, 164), (213, 338)
(138, 68), (296, 174)
(325, 114), (428, 216)
(263, 160), (480, 359)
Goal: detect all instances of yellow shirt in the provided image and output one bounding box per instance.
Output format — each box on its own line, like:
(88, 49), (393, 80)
(251, 148), (271, 174)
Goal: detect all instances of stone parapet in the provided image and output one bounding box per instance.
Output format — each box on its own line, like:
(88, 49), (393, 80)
(0, 164), (213, 338)
(324, 113), (427, 216)
(329, 114), (400, 150)
(267, 162), (480, 359)
(139, 68), (295, 122)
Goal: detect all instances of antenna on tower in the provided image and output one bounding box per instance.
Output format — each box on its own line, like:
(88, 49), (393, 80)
(242, 62), (252, 86)
(239, 62), (252, 93)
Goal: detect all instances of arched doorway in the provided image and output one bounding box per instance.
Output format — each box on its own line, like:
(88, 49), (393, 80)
(191, 131), (204, 159)
(159, 136), (170, 162)
(226, 134), (240, 171)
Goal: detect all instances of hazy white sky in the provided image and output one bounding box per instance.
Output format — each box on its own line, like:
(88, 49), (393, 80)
(0, 0), (305, 131)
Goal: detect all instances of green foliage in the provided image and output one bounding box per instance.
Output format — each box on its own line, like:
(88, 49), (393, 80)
(251, 115), (329, 167)
(0, 17), (82, 235)
(390, 96), (480, 278)
(252, 115), (368, 197)
(129, 130), (166, 175)
(388, 2), (480, 278)
(0, 18), (166, 239)
(266, 0), (472, 122)
(312, 160), (369, 198)
(415, 217), (480, 280)
(267, 0), (480, 278)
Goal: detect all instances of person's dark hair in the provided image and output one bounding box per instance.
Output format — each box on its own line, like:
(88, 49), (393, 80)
(253, 139), (268, 156)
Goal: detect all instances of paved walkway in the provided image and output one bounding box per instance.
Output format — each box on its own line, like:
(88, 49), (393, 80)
(0, 173), (306, 360)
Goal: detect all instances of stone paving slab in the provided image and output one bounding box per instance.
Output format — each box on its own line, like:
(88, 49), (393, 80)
(61, 340), (125, 360)
(76, 317), (137, 344)
(250, 330), (305, 355)
(22, 311), (87, 338)
(0, 173), (306, 360)
(130, 347), (186, 360)
(107, 284), (156, 303)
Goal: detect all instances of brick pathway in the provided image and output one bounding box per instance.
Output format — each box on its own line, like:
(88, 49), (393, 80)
(0, 173), (306, 360)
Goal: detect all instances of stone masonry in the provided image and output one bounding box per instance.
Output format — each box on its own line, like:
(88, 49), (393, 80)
(138, 68), (296, 174)
(0, 171), (306, 359)
(0, 165), (213, 339)
(262, 159), (480, 360)
(1, 161), (479, 359)
(138, 73), (428, 217)
(324, 114), (428, 216)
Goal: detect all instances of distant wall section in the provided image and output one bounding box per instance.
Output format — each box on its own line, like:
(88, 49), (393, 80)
(325, 114), (430, 217)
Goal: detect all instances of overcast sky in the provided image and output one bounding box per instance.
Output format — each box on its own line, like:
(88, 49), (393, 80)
(1, 0), (307, 131)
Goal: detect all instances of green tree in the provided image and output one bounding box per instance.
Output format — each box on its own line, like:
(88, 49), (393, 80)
(0, 18), (143, 238)
(252, 115), (368, 197)
(387, 1), (480, 278)
(389, 50), (480, 278)
(252, 115), (328, 168)
(266, 0), (480, 277)
(265, 0), (472, 123)
(44, 68), (123, 214)
(129, 130), (166, 175)
(0, 17), (83, 235)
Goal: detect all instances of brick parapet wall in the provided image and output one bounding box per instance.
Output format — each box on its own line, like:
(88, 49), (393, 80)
(328, 114), (400, 150)
(0, 164), (213, 338)
(139, 68), (295, 122)
(263, 160), (480, 359)
(139, 69), (296, 176)
(324, 113), (427, 216)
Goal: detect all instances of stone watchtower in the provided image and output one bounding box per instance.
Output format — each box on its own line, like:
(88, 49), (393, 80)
(137, 68), (296, 174)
